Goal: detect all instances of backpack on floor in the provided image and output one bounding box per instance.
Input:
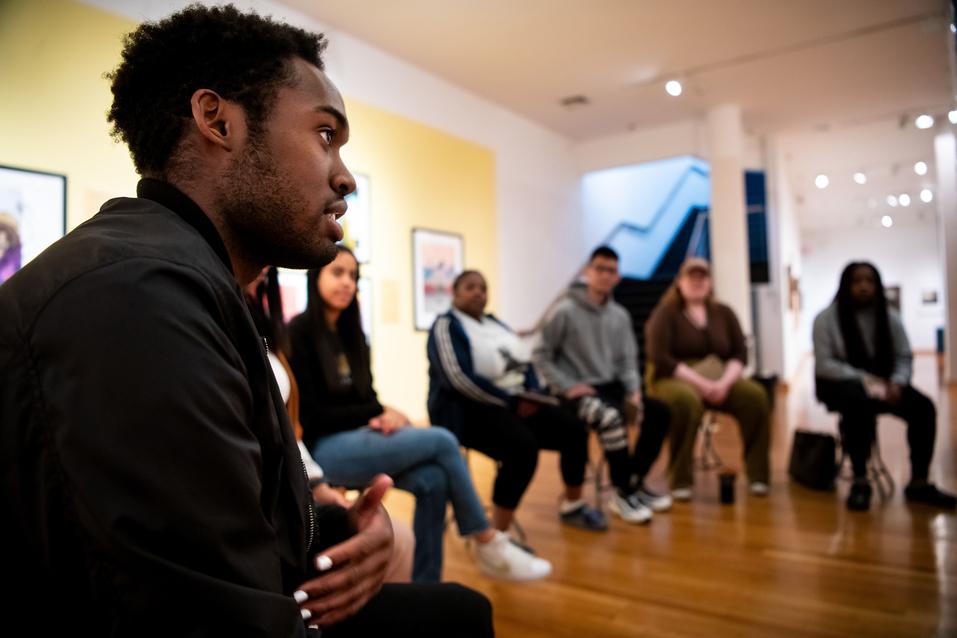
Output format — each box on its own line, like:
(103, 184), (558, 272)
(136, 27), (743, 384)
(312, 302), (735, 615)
(788, 429), (838, 490)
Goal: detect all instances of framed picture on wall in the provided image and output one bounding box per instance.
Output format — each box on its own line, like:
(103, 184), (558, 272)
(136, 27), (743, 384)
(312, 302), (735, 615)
(342, 173), (371, 263)
(412, 228), (463, 331)
(0, 164), (67, 285)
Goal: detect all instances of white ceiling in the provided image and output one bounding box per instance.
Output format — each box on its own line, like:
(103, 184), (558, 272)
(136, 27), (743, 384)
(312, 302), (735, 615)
(783, 118), (944, 231)
(282, 0), (954, 141)
(279, 0), (955, 232)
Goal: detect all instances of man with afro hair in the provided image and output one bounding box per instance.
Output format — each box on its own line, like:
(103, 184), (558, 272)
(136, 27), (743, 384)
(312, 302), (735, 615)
(0, 5), (492, 637)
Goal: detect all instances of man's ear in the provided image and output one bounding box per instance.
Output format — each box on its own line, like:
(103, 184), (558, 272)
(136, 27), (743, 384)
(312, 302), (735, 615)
(189, 89), (242, 151)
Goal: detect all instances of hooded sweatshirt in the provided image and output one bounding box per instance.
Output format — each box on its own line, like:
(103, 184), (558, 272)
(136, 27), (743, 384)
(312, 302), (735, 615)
(532, 287), (640, 393)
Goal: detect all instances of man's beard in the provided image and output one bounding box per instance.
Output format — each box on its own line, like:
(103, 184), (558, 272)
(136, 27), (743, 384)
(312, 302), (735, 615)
(214, 134), (338, 270)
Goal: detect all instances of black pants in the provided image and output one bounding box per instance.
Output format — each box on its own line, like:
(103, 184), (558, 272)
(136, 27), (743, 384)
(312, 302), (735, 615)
(816, 378), (936, 483)
(564, 381), (670, 493)
(455, 399), (590, 509)
(324, 582), (494, 637)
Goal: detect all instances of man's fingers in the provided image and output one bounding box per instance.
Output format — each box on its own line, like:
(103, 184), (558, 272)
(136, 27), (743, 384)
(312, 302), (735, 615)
(353, 475), (392, 522)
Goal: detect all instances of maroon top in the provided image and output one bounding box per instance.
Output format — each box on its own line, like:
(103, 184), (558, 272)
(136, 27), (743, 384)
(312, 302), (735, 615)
(645, 300), (747, 380)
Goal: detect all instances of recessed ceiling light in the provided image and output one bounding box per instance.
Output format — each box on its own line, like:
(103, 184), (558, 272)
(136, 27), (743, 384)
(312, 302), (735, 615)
(915, 114), (935, 129)
(887, 195), (898, 207)
(665, 80), (682, 97)
(853, 172), (867, 185)
(914, 161), (928, 175)
(815, 174), (829, 189)
(881, 215), (893, 228)
(898, 193), (911, 206)
(951, 24), (956, 33)
(920, 188), (933, 203)
(950, 110), (957, 124)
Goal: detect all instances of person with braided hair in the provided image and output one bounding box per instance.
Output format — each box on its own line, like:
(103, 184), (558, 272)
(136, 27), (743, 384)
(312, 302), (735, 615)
(814, 261), (956, 511)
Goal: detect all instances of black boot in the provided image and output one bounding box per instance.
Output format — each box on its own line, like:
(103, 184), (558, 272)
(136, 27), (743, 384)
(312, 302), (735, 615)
(904, 482), (957, 509)
(847, 479), (872, 511)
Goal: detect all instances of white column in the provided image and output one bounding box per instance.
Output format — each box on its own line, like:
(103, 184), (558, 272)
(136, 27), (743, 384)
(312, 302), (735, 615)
(935, 130), (957, 383)
(706, 103), (752, 336)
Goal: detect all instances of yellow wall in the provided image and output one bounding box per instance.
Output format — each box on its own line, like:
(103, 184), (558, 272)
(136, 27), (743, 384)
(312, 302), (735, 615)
(0, 0), (140, 225)
(0, 0), (498, 422)
(341, 100), (497, 421)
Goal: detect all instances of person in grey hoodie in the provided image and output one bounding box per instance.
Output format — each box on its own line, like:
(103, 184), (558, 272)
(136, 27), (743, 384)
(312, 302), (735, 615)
(814, 261), (955, 511)
(533, 246), (671, 524)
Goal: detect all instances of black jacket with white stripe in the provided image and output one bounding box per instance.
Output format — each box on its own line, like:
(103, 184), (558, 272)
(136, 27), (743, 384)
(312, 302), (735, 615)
(426, 310), (538, 436)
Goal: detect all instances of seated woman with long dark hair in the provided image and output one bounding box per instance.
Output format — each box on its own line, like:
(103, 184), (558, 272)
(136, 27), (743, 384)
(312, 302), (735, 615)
(813, 261), (956, 511)
(645, 257), (770, 500)
(289, 246), (551, 583)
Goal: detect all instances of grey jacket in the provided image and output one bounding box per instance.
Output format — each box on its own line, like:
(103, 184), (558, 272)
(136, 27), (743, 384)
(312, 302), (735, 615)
(533, 287), (640, 393)
(812, 301), (912, 385)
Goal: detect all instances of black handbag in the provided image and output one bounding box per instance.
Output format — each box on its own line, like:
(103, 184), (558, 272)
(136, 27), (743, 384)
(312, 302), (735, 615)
(788, 430), (838, 490)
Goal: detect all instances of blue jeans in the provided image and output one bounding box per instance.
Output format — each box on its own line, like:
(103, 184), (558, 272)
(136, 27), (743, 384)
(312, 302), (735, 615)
(311, 426), (490, 583)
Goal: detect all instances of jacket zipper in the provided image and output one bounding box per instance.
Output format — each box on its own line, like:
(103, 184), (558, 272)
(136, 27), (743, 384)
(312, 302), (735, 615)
(264, 337), (316, 555)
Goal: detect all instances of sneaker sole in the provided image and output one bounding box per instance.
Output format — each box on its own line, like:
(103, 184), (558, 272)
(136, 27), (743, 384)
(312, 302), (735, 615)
(477, 560), (552, 581)
(559, 516), (609, 531)
(607, 498), (652, 524)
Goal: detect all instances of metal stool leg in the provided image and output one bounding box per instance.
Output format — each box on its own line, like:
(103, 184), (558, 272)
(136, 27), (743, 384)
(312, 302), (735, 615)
(868, 432), (895, 501)
(696, 411), (723, 471)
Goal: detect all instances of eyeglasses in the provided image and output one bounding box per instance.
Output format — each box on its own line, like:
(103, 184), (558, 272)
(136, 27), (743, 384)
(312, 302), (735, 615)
(590, 265), (618, 275)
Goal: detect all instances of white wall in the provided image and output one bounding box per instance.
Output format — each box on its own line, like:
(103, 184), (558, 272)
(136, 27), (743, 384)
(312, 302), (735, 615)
(575, 118), (765, 174)
(83, 0), (582, 331)
(800, 219), (944, 354)
(765, 136), (805, 381)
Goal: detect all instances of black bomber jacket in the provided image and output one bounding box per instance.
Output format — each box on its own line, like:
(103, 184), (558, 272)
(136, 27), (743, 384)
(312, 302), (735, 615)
(0, 179), (348, 636)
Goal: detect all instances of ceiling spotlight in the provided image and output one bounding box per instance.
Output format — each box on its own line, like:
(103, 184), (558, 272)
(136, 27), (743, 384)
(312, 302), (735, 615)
(665, 80), (683, 97)
(950, 110), (957, 124)
(814, 174), (829, 189)
(887, 195), (898, 207)
(881, 215), (893, 228)
(915, 114), (935, 129)
(920, 188), (933, 203)
(952, 24), (956, 33)
(914, 161), (928, 175)
(853, 172), (867, 185)
(898, 193), (911, 206)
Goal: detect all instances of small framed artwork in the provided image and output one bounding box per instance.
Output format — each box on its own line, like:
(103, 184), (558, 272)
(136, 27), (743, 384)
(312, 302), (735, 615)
(342, 173), (371, 264)
(885, 285), (901, 312)
(277, 267), (309, 322)
(412, 228), (463, 331)
(0, 164), (67, 285)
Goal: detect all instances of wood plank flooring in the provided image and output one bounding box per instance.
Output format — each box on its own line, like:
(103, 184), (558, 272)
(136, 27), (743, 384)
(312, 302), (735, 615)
(384, 354), (956, 637)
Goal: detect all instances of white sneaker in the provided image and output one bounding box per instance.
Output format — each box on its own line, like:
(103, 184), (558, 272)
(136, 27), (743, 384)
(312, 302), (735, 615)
(671, 487), (693, 501)
(607, 491), (653, 524)
(474, 531), (551, 581)
(750, 481), (769, 496)
(636, 487), (673, 512)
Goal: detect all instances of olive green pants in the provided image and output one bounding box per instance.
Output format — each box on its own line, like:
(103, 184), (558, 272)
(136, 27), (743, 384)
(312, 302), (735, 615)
(648, 377), (770, 490)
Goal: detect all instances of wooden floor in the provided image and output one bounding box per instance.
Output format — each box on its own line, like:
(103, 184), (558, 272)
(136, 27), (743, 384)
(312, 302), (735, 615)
(385, 354), (956, 637)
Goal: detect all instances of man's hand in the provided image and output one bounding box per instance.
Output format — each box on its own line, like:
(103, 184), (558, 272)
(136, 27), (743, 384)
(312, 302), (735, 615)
(295, 474), (394, 627)
(626, 390), (642, 407)
(564, 383), (597, 400)
(886, 382), (903, 406)
(516, 398), (540, 418)
(312, 483), (350, 508)
(369, 406), (409, 435)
